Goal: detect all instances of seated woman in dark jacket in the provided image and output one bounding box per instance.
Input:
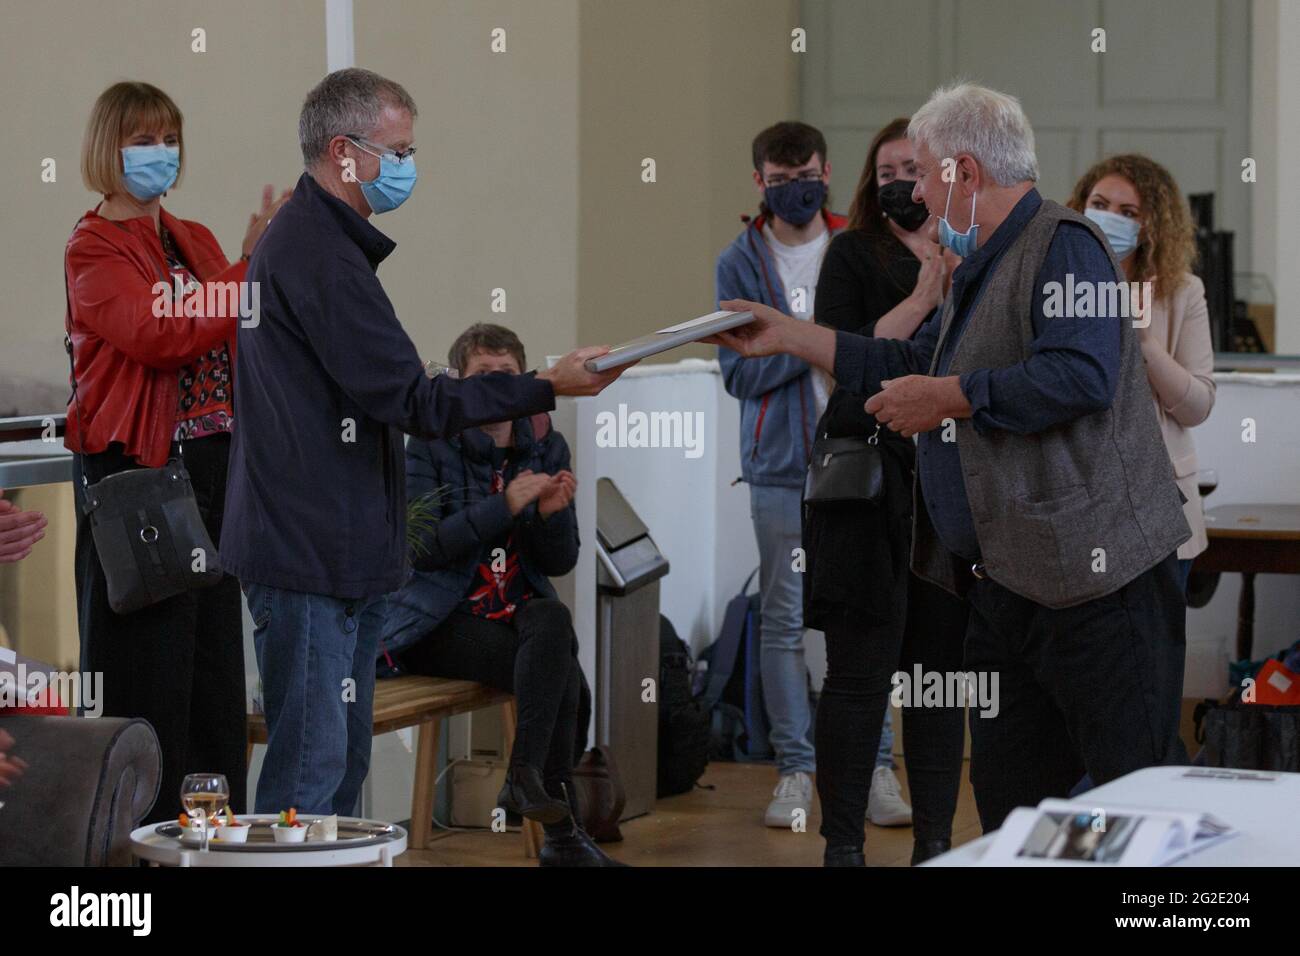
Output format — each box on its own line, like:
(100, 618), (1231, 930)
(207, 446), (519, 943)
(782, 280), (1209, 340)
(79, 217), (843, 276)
(381, 323), (622, 867)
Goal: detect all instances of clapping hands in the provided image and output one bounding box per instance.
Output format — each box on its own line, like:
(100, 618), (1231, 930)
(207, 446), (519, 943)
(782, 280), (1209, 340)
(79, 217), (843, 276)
(0, 489), (46, 564)
(536, 470), (576, 517)
(505, 469), (576, 517)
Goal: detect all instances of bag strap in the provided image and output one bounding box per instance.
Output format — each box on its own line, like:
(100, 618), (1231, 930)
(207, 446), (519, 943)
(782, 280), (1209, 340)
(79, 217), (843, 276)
(65, 216), (184, 479)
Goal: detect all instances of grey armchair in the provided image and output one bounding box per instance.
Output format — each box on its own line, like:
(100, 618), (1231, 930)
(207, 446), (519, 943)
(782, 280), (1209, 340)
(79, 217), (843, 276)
(0, 716), (160, 866)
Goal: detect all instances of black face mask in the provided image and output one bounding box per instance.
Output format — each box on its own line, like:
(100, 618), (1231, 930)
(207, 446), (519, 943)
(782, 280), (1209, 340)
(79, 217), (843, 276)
(764, 178), (827, 227)
(877, 179), (929, 232)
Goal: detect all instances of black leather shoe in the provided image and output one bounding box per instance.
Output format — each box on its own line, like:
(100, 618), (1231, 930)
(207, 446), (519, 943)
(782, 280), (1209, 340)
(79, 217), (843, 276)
(497, 764), (570, 824)
(910, 838), (951, 865)
(539, 825), (629, 867)
(824, 845), (866, 867)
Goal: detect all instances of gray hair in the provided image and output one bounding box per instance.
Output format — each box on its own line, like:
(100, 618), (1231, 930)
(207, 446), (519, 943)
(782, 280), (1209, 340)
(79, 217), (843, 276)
(908, 82), (1038, 187)
(298, 68), (418, 166)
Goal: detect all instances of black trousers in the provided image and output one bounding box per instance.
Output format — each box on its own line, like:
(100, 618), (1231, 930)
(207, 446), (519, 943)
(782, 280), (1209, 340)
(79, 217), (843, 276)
(401, 599), (581, 817)
(816, 572), (967, 849)
(898, 572), (967, 842)
(72, 435), (247, 824)
(964, 550), (1188, 833)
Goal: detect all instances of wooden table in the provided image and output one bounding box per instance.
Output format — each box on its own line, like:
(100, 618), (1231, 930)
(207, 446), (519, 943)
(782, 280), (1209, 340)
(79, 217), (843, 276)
(1193, 504), (1300, 660)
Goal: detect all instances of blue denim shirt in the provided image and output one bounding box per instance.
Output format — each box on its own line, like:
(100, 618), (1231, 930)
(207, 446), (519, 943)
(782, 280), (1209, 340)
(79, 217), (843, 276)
(832, 189), (1122, 562)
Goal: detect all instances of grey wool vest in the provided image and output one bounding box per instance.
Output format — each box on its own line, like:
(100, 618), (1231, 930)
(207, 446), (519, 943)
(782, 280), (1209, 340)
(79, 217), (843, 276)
(910, 199), (1191, 609)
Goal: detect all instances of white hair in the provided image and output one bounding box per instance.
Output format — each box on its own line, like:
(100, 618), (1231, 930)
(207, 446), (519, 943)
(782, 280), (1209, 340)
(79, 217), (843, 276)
(908, 82), (1039, 187)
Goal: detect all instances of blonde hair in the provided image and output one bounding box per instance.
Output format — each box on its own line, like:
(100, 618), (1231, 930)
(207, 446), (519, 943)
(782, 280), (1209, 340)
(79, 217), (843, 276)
(1067, 154), (1197, 306)
(81, 81), (185, 196)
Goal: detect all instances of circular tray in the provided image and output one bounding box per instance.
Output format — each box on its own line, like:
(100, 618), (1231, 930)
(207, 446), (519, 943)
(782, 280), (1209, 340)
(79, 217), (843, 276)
(154, 816), (398, 852)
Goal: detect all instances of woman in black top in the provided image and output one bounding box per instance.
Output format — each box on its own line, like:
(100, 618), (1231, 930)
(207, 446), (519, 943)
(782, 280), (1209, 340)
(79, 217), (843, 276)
(805, 118), (969, 866)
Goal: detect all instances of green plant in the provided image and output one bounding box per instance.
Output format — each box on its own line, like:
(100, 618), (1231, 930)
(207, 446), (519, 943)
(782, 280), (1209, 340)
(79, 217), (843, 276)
(405, 486), (451, 560)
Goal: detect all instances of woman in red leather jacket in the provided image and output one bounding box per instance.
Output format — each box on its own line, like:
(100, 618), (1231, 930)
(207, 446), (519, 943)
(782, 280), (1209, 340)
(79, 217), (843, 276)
(65, 81), (287, 822)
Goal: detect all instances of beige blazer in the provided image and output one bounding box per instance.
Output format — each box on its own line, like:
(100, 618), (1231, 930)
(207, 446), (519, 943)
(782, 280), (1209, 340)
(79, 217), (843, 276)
(1141, 272), (1216, 559)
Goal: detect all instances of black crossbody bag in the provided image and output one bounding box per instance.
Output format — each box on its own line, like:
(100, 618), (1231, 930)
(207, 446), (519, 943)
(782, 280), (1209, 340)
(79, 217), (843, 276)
(804, 424), (885, 505)
(64, 221), (223, 613)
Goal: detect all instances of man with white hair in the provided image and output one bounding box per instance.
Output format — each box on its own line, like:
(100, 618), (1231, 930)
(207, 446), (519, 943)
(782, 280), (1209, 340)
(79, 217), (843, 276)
(712, 82), (1191, 838)
(223, 69), (627, 816)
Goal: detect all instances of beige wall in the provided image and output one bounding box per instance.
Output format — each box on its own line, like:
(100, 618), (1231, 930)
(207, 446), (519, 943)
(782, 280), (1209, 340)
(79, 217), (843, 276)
(354, 0), (581, 367)
(577, 0), (799, 356)
(0, 0), (324, 413)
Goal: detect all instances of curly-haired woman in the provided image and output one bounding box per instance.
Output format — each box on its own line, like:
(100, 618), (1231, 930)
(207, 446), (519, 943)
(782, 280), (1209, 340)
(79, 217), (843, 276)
(1068, 154), (1216, 592)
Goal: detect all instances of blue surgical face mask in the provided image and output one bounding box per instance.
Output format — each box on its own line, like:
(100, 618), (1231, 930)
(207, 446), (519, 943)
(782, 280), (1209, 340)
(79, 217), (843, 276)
(350, 138), (417, 214)
(764, 177), (827, 227)
(1084, 208), (1140, 260)
(120, 144), (180, 200)
(937, 175), (979, 257)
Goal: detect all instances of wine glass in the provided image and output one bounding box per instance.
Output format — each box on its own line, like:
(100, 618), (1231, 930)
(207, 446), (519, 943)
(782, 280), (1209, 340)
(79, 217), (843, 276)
(1198, 469), (1219, 499)
(180, 773), (230, 852)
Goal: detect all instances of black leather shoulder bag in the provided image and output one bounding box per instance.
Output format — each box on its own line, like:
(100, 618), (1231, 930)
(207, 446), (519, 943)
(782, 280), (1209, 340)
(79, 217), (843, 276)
(804, 424), (885, 505)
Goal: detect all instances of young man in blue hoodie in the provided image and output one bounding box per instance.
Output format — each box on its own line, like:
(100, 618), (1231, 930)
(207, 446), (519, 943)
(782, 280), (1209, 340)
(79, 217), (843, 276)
(715, 121), (910, 829)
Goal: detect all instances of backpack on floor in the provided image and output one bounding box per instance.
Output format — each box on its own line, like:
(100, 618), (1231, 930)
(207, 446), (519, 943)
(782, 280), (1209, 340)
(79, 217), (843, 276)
(699, 569), (774, 761)
(657, 614), (711, 796)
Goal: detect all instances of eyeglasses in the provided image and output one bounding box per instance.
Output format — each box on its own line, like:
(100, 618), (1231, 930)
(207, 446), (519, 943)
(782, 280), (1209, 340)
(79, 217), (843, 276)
(763, 169), (824, 187)
(345, 134), (417, 164)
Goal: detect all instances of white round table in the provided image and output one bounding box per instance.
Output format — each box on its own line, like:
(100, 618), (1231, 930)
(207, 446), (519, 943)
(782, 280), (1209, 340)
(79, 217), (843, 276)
(130, 815), (407, 867)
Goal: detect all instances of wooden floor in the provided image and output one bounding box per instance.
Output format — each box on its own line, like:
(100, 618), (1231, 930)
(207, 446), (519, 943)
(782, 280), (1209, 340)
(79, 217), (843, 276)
(397, 760), (982, 867)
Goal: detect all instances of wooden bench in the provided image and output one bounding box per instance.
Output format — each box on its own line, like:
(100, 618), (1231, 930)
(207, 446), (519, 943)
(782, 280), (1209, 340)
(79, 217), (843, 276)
(246, 675), (543, 856)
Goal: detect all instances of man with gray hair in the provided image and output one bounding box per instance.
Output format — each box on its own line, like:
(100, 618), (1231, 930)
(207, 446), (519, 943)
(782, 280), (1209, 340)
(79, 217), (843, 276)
(222, 68), (626, 816)
(713, 82), (1190, 846)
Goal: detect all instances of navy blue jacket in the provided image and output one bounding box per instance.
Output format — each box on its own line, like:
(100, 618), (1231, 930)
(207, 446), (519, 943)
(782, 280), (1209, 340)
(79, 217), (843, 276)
(380, 413), (579, 656)
(221, 172), (556, 599)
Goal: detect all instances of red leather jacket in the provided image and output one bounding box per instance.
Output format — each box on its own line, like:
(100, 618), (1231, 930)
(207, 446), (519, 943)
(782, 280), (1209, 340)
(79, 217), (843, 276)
(64, 207), (247, 468)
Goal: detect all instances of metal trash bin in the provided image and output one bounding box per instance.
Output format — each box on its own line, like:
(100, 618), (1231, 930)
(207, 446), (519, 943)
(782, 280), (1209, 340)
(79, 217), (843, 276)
(594, 478), (670, 820)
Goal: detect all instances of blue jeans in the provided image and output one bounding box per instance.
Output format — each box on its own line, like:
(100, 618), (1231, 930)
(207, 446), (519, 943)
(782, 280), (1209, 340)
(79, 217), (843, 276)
(246, 583), (386, 815)
(749, 484), (893, 774)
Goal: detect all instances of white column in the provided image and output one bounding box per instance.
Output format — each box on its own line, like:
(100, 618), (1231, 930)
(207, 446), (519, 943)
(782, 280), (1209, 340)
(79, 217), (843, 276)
(325, 0), (355, 72)
(1254, 0), (1300, 354)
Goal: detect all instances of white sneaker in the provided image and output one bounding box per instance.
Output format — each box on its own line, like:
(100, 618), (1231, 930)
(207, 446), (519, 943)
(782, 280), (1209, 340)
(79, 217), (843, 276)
(764, 771), (813, 828)
(867, 766), (913, 827)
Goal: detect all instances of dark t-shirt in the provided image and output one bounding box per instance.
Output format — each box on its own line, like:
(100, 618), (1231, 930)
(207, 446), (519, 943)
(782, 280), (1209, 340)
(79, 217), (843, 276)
(803, 228), (924, 628)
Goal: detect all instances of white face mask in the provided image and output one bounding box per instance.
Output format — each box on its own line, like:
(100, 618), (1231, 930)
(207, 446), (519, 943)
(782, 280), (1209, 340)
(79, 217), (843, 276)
(1084, 208), (1141, 260)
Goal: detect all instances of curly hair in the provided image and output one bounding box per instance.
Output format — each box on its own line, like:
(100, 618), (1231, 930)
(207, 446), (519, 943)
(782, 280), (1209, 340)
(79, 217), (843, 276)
(1066, 154), (1197, 306)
